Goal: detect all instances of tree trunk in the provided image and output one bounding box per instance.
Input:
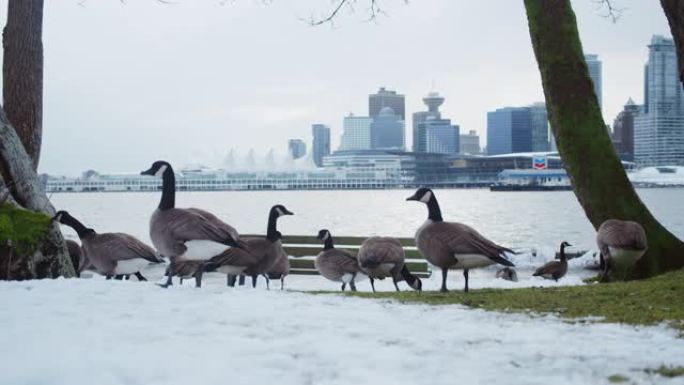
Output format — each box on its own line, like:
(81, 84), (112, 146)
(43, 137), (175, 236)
(0, 108), (74, 279)
(2, 0), (43, 170)
(660, 0), (684, 85)
(523, 0), (684, 279)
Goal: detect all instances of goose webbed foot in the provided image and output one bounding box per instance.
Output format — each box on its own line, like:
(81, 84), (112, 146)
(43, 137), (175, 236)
(134, 272), (147, 281)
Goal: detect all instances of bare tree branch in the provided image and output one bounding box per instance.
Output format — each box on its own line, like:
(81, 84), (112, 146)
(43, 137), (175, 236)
(305, 0), (390, 27)
(593, 0), (624, 23)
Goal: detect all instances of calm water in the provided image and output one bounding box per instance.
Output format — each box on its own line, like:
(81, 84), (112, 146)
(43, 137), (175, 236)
(51, 188), (684, 253)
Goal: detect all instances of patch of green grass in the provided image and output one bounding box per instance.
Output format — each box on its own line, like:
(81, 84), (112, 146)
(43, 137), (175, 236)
(607, 374), (629, 383)
(316, 269), (684, 330)
(0, 203), (52, 255)
(645, 365), (684, 378)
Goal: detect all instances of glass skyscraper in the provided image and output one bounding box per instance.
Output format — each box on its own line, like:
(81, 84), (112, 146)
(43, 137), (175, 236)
(339, 114), (372, 151)
(412, 92), (444, 153)
(634, 35), (684, 166)
(370, 107), (405, 150)
(424, 117), (460, 154)
(487, 104), (548, 155)
(369, 87), (405, 121)
(288, 139), (306, 159)
(311, 124), (331, 167)
(584, 54), (603, 110)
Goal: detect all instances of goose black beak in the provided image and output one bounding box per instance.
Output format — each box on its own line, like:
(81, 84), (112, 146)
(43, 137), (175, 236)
(406, 194), (418, 201)
(283, 209), (294, 216)
(140, 168), (154, 176)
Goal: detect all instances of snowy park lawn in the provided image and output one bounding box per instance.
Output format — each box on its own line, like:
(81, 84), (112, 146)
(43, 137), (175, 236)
(2, 268), (684, 384)
(343, 269), (684, 331)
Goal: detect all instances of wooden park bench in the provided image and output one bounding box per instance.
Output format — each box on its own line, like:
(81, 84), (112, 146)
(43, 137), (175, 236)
(244, 234), (432, 278)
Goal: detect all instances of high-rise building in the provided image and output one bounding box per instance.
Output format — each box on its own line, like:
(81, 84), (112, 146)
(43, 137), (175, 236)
(585, 54), (603, 110)
(339, 113), (372, 151)
(311, 124), (331, 167)
(412, 92), (444, 153)
(635, 35), (684, 166)
(424, 117), (460, 154)
(487, 104), (549, 155)
(611, 98), (641, 161)
(369, 87), (405, 120)
(288, 139), (306, 159)
(459, 130), (481, 154)
(370, 107), (405, 150)
(530, 103), (550, 152)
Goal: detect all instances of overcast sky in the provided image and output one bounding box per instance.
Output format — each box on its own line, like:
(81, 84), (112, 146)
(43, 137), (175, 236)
(0, 1), (671, 175)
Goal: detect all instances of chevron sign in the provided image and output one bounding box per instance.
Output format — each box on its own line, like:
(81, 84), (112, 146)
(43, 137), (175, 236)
(532, 155), (547, 170)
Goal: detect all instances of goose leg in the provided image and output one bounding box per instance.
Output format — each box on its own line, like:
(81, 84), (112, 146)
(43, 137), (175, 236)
(393, 278), (401, 292)
(440, 268), (449, 293)
(180, 277), (184, 285)
(281, 276), (285, 290)
(134, 272), (147, 281)
(106, 275), (112, 280)
(262, 274), (270, 290)
(341, 283), (346, 291)
(227, 275), (236, 287)
(463, 269), (470, 293)
(158, 259), (175, 288)
(238, 275), (246, 286)
(114, 275), (124, 280)
(195, 264), (204, 288)
(251, 275), (258, 288)
(370, 277), (376, 293)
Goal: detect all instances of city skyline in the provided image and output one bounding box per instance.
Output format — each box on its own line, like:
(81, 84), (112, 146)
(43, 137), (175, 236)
(12, 1), (671, 175)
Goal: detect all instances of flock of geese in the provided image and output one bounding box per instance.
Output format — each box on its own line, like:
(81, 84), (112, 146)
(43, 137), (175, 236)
(55, 160), (650, 293)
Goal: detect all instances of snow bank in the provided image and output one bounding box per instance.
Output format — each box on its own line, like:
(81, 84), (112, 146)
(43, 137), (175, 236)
(1, 278), (683, 385)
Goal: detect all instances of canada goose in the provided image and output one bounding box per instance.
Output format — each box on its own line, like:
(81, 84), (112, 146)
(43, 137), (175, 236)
(141, 160), (242, 288)
(533, 241), (570, 281)
(495, 267), (518, 282)
(54, 211), (163, 280)
(406, 187), (514, 293)
(65, 239), (83, 277)
(209, 205), (293, 289)
(597, 219), (647, 282)
(165, 260), (203, 285)
(265, 238), (290, 290)
(314, 229), (362, 291)
(357, 236), (422, 292)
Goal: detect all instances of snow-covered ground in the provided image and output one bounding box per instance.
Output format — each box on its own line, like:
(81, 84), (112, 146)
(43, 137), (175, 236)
(2, 267), (684, 385)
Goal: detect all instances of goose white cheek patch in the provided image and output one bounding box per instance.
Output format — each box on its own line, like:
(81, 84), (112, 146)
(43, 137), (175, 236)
(154, 165), (168, 177)
(276, 207), (285, 216)
(420, 191), (432, 203)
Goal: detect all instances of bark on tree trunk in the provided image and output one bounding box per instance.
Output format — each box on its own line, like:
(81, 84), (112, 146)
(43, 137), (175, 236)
(660, 0), (684, 85)
(0, 107), (74, 279)
(2, 0), (43, 170)
(523, 0), (684, 279)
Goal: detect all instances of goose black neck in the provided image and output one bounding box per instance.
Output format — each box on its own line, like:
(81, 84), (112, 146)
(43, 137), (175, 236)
(401, 264), (418, 284)
(266, 210), (280, 242)
(63, 215), (93, 239)
(560, 244), (568, 262)
(323, 235), (334, 250)
(159, 168), (176, 211)
(427, 196), (443, 222)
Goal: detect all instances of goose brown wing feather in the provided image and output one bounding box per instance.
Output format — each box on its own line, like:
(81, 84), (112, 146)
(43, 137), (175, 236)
(93, 233), (159, 262)
(162, 208), (240, 247)
(426, 222), (514, 264)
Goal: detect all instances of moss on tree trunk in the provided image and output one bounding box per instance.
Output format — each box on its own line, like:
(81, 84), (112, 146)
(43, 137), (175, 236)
(523, 0), (684, 279)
